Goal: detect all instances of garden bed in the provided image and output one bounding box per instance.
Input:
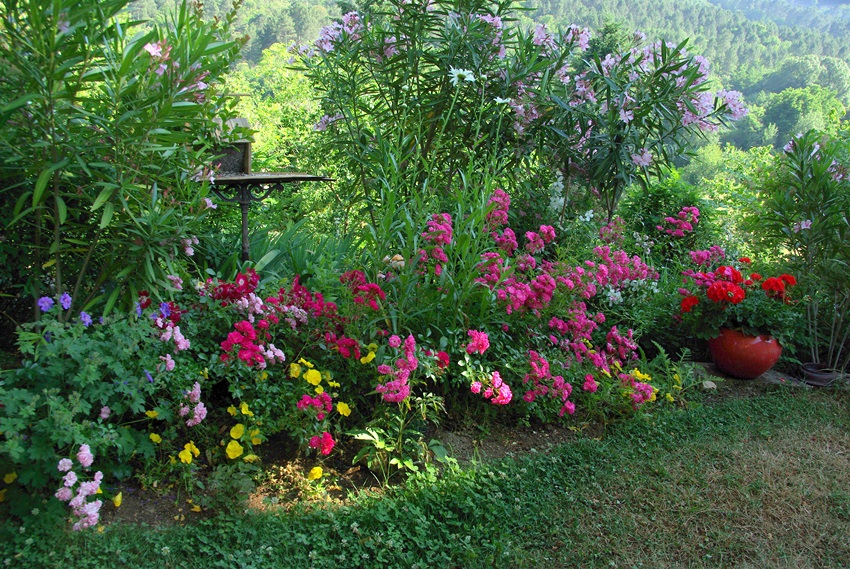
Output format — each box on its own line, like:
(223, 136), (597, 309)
(97, 365), (839, 530)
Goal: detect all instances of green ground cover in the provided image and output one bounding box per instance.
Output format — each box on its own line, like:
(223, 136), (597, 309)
(3, 384), (848, 568)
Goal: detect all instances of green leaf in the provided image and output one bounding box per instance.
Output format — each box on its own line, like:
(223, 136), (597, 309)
(91, 186), (115, 211)
(32, 162), (66, 208)
(103, 287), (121, 317)
(254, 250), (280, 272)
(99, 202), (115, 229)
(56, 196), (67, 224)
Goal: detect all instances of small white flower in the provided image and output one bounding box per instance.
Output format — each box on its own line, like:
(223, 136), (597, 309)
(449, 67), (475, 86)
(494, 97), (511, 104)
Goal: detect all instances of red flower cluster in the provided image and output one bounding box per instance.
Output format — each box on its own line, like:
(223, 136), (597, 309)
(297, 393), (333, 421)
(324, 332), (361, 360)
(220, 320), (265, 367)
(340, 270), (386, 311)
(309, 431), (335, 455)
(212, 268), (259, 303)
(706, 280), (745, 304)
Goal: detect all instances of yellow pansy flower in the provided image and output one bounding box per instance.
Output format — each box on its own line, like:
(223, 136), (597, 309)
(289, 363), (302, 378)
(185, 441), (200, 457)
(240, 402), (254, 417)
(314, 385), (324, 394)
(145, 410), (159, 419)
(665, 393), (675, 403)
(257, 371), (268, 381)
(250, 429), (262, 445)
(199, 368), (209, 379)
(3, 472), (17, 484)
(191, 504), (202, 512)
(112, 492), (122, 508)
(367, 343), (379, 352)
(243, 454), (260, 463)
(169, 455), (176, 465)
(178, 448), (193, 464)
(307, 466), (323, 480)
(337, 402), (351, 417)
(298, 358), (315, 369)
(304, 369), (322, 386)
(226, 440), (244, 460)
(227, 405), (237, 417)
(321, 370), (333, 382)
(328, 381), (341, 388)
(230, 423), (245, 440)
(359, 351), (376, 364)
(149, 433), (162, 444)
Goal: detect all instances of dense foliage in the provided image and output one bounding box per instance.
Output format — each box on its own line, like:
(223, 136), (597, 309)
(0, 0), (848, 550)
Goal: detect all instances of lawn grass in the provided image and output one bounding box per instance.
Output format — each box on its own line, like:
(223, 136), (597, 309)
(3, 385), (849, 568)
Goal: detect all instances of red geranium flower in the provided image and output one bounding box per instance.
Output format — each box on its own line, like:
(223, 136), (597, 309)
(680, 295), (699, 313)
(761, 277), (785, 295)
(738, 257), (751, 264)
(780, 274), (797, 286)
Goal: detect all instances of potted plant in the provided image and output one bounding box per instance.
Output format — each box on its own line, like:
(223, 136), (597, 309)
(759, 130), (850, 384)
(678, 257), (801, 378)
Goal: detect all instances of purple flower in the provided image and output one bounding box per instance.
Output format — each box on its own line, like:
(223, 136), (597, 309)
(37, 296), (54, 312)
(80, 312), (92, 327)
(60, 292), (72, 310)
(159, 302), (171, 318)
(145, 370), (154, 383)
(135, 302), (142, 317)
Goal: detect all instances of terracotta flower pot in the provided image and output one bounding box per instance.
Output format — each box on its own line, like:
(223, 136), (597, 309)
(708, 328), (782, 379)
(801, 363), (840, 387)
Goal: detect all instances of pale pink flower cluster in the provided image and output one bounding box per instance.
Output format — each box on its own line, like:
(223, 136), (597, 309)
(160, 353), (175, 372)
(716, 89), (748, 120)
(259, 343), (286, 365)
(792, 219), (812, 233)
(167, 274), (183, 290)
(532, 24), (557, 52)
(476, 14), (506, 59)
(631, 149), (652, 167)
(314, 113), (343, 131)
(159, 325), (190, 351)
(181, 236), (199, 256)
(54, 447), (104, 531)
(567, 25), (591, 51)
(232, 292), (266, 322)
(179, 382), (207, 427)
